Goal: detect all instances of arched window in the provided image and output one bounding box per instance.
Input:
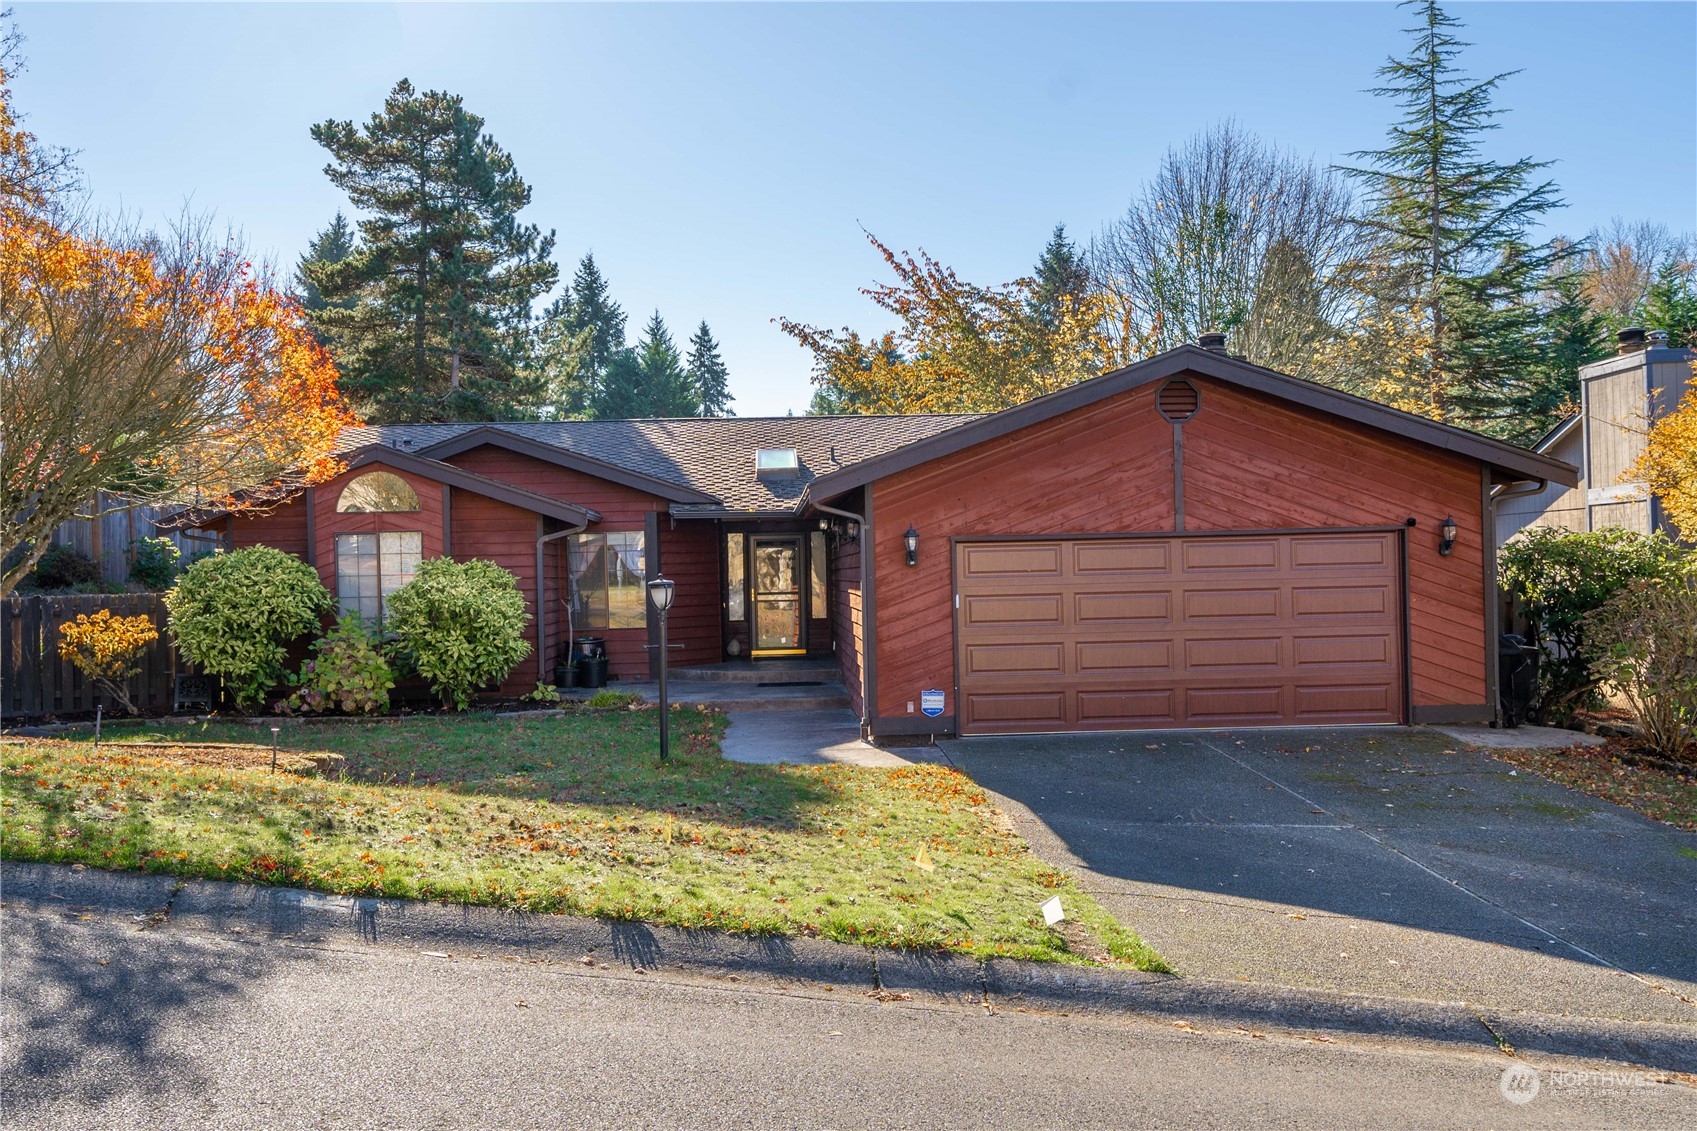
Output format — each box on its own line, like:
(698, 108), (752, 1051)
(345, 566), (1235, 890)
(336, 472), (420, 513)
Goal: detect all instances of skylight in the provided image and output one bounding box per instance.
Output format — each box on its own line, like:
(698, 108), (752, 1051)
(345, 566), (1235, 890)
(755, 448), (801, 477)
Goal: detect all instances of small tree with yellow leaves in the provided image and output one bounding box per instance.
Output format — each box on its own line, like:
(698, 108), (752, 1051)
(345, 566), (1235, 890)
(57, 609), (159, 715)
(1631, 363), (1697, 542)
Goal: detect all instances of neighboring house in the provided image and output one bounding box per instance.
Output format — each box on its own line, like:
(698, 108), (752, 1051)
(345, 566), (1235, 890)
(204, 338), (1572, 737)
(1495, 329), (1695, 547)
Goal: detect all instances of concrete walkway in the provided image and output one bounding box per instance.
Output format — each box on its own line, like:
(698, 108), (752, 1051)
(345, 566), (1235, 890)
(720, 709), (910, 767)
(930, 726), (1697, 1030)
(1432, 723), (1608, 750)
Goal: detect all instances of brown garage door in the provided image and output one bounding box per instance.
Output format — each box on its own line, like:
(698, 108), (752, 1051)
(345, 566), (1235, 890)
(954, 533), (1404, 734)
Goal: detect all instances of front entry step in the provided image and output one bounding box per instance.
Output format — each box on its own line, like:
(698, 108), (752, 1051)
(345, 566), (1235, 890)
(670, 658), (841, 685)
(562, 677), (850, 712)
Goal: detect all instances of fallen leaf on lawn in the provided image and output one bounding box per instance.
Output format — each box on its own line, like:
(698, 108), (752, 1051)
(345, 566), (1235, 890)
(1286, 913), (1306, 920)
(867, 989), (913, 1002)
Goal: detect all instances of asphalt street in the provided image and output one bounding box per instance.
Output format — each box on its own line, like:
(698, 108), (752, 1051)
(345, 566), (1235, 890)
(4, 908), (1694, 1130)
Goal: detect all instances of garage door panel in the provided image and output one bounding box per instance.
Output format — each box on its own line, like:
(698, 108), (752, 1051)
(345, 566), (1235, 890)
(1184, 685), (1286, 722)
(1185, 636), (1282, 669)
(1291, 536), (1390, 569)
(1075, 640), (1173, 673)
(1293, 684), (1394, 718)
(1181, 539), (1281, 572)
(963, 642), (1064, 676)
(1291, 584), (1391, 618)
(1074, 591), (1171, 623)
(964, 692), (1066, 729)
(1077, 689), (1176, 724)
(956, 532), (1403, 734)
(960, 543), (1062, 578)
(1292, 633), (1393, 667)
(1184, 588), (1281, 620)
(1073, 541), (1170, 574)
(962, 593), (1063, 627)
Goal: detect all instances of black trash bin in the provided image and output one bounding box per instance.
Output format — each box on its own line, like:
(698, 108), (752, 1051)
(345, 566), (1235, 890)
(574, 637), (609, 689)
(1498, 634), (1538, 728)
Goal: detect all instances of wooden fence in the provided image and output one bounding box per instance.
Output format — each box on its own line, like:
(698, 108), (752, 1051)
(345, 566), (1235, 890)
(1, 593), (177, 720)
(44, 495), (217, 584)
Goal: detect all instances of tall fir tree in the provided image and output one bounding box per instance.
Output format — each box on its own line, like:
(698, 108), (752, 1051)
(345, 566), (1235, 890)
(1339, 0), (1562, 430)
(1030, 223), (1091, 331)
(565, 253), (627, 379)
(294, 212), (357, 313)
(590, 312), (699, 418)
(1640, 260), (1697, 349)
(303, 79), (558, 422)
(686, 321), (734, 416)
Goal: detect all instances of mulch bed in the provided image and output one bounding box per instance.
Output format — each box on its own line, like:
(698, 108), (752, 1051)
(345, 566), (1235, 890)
(1495, 736), (1697, 831)
(0, 737), (345, 776)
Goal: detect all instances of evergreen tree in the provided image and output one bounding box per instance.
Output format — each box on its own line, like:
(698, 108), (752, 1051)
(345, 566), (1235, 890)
(564, 253), (627, 379)
(1030, 223), (1090, 331)
(686, 320), (734, 416)
(1640, 260), (1697, 348)
(1339, 0), (1562, 426)
(531, 291), (595, 418)
(294, 212), (356, 313)
(304, 79), (558, 422)
(1449, 252), (1605, 443)
(589, 312), (698, 418)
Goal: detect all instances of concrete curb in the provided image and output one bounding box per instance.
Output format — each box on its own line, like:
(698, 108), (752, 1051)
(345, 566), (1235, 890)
(5, 861), (1692, 1073)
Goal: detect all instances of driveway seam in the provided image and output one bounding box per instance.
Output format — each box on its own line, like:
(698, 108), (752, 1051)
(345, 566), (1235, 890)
(1198, 737), (1693, 1010)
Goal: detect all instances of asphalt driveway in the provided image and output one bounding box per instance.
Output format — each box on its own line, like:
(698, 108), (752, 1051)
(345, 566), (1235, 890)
(935, 728), (1697, 1028)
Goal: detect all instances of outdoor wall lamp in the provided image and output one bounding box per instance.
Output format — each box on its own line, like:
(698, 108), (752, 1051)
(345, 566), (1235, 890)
(1438, 515), (1458, 557)
(904, 525), (920, 567)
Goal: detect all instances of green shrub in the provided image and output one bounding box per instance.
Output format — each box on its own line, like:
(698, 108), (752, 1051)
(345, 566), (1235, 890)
(585, 689), (642, 710)
(523, 681), (563, 705)
(128, 536), (182, 589)
(165, 547), (334, 711)
(286, 615), (396, 716)
(383, 558), (531, 710)
(30, 544), (101, 589)
(1498, 528), (1687, 726)
(1586, 573), (1697, 761)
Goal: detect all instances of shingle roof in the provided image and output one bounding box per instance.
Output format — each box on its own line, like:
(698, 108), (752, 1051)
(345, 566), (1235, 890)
(337, 415), (983, 515)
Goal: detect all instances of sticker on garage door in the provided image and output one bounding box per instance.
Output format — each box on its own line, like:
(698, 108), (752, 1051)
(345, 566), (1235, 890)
(920, 690), (945, 717)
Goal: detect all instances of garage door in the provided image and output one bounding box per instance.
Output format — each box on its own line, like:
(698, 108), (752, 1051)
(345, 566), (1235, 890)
(954, 533), (1404, 734)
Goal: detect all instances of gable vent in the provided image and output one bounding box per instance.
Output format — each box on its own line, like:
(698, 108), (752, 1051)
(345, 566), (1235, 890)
(1157, 379), (1200, 423)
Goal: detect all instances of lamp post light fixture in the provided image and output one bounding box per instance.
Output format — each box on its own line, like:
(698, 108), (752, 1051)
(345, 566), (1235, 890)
(1438, 515), (1458, 557)
(648, 577), (676, 762)
(903, 525), (920, 567)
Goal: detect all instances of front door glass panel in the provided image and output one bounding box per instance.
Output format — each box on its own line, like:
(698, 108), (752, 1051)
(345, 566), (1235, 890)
(752, 537), (803, 653)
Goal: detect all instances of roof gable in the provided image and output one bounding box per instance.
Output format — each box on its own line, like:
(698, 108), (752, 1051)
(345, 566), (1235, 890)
(342, 446), (601, 525)
(416, 427), (719, 505)
(804, 346), (1579, 501)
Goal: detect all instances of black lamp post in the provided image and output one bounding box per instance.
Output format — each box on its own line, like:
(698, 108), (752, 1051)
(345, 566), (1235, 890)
(649, 577), (676, 761)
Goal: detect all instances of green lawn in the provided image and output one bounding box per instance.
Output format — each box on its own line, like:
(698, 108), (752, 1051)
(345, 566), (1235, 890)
(0, 710), (1166, 969)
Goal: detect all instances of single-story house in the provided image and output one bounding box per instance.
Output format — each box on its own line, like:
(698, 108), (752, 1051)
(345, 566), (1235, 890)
(1495, 330), (1694, 547)
(200, 338), (1574, 737)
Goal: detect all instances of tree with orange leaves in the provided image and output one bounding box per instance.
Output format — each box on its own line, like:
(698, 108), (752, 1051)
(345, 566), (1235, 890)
(1631, 362), (1697, 542)
(778, 230), (1141, 416)
(0, 36), (357, 595)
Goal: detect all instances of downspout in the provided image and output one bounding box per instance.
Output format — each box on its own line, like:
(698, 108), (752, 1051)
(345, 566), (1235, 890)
(537, 522), (588, 687)
(811, 498), (869, 735)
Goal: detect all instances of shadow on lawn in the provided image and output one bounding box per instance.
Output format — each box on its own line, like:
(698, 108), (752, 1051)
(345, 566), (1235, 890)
(60, 711), (844, 833)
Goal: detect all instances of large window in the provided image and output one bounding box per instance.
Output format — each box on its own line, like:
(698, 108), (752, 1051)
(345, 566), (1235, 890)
(336, 531), (421, 623)
(569, 531), (646, 630)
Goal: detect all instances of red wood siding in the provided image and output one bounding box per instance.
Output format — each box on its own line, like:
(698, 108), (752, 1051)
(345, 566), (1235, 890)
(831, 516), (864, 718)
(447, 489), (542, 695)
(311, 465), (446, 594)
(446, 445), (670, 683)
(229, 495), (310, 556)
(870, 373), (1488, 725)
(655, 520), (723, 668)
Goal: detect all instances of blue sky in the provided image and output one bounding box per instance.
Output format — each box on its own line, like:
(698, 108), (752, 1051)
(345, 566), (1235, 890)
(13, 2), (1696, 416)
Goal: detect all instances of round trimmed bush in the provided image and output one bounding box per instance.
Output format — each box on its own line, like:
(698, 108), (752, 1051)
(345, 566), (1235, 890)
(165, 547), (334, 711)
(384, 557), (531, 710)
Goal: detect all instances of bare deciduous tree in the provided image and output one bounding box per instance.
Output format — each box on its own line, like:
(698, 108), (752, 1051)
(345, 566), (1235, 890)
(1580, 219), (1693, 326)
(1088, 121), (1366, 377)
